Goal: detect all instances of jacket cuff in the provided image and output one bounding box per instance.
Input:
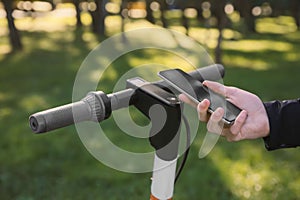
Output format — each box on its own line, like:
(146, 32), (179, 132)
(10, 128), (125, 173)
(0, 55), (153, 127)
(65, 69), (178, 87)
(263, 101), (282, 150)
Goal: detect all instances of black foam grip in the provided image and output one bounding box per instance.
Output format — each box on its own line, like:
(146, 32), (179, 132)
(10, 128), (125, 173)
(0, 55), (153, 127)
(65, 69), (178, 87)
(29, 91), (111, 134)
(29, 101), (90, 134)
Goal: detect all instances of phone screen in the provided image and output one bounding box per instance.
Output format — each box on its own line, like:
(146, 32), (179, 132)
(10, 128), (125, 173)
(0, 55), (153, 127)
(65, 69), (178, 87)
(158, 69), (241, 125)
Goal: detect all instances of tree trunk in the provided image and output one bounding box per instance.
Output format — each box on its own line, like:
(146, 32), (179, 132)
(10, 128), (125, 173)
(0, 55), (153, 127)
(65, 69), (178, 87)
(90, 0), (106, 35)
(235, 0), (256, 33)
(145, 0), (155, 24)
(74, 0), (82, 27)
(291, 0), (300, 29)
(212, 0), (227, 64)
(215, 27), (223, 64)
(160, 0), (168, 28)
(182, 13), (189, 35)
(2, 0), (22, 51)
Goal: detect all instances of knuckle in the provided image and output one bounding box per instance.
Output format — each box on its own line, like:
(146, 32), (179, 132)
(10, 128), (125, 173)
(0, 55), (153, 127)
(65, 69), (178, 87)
(207, 121), (222, 134)
(230, 127), (238, 135)
(226, 86), (238, 96)
(235, 116), (244, 124)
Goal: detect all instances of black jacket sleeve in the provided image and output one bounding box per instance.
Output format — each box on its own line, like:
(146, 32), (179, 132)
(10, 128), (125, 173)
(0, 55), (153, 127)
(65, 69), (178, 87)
(263, 98), (300, 150)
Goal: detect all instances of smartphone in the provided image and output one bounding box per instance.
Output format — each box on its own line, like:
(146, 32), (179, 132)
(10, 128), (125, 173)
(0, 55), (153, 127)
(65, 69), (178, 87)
(158, 69), (241, 125)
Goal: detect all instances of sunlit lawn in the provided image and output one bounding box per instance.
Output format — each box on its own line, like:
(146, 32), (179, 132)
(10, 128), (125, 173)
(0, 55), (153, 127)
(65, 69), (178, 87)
(0, 10), (300, 200)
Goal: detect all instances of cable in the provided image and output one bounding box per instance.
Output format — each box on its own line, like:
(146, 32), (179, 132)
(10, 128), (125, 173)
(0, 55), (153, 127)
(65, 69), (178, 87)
(174, 114), (191, 183)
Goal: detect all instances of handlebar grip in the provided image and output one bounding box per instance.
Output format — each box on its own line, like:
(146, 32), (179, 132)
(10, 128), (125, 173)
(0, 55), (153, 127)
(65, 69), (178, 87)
(29, 91), (111, 134)
(29, 101), (88, 133)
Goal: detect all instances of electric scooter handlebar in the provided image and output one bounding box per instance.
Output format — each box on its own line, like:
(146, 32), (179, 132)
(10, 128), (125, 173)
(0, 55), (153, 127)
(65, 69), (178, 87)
(29, 64), (224, 134)
(29, 91), (111, 133)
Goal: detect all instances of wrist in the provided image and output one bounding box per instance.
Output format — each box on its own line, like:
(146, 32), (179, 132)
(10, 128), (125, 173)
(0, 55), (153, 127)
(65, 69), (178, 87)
(261, 102), (270, 138)
(262, 116), (270, 137)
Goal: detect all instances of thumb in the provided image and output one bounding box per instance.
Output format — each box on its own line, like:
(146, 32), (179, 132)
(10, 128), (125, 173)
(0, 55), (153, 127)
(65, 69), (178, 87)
(203, 81), (236, 99)
(203, 81), (226, 96)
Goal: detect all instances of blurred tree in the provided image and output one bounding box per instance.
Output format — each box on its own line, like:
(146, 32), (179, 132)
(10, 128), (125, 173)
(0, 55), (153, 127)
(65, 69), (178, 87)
(145, 0), (155, 24)
(290, 0), (300, 29)
(2, 0), (22, 51)
(233, 0), (300, 32)
(233, 0), (257, 33)
(120, 0), (126, 32)
(148, 0), (168, 27)
(73, 0), (82, 27)
(210, 0), (227, 63)
(90, 0), (107, 35)
(160, 0), (168, 28)
(270, 0), (288, 16)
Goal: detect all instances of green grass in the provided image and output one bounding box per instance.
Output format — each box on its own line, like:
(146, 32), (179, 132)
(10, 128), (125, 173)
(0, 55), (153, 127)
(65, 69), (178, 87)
(0, 16), (300, 200)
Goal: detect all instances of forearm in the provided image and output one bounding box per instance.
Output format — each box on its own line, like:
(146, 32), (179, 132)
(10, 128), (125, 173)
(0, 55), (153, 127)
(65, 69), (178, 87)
(263, 98), (300, 150)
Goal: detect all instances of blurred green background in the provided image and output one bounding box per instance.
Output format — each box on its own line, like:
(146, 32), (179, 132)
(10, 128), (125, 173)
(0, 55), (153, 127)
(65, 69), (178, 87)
(0, 1), (299, 199)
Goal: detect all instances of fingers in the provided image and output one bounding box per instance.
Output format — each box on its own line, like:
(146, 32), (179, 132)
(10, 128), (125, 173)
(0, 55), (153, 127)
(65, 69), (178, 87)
(203, 80), (237, 99)
(179, 93), (211, 122)
(179, 94), (211, 122)
(203, 80), (226, 96)
(197, 99), (210, 121)
(230, 110), (247, 135)
(226, 134), (241, 142)
(178, 94), (198, 108)
(206, 107), (224, 134)
(206, 108), (248, 142)
(180, 81), (248, 142)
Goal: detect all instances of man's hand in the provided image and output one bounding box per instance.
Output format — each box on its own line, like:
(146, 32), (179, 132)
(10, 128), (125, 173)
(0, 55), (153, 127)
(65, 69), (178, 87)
(179, 81), (270, 141)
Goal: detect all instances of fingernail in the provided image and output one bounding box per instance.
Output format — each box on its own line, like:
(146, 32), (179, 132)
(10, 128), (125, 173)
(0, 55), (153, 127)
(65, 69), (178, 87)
(203, 99), (210, 106)
(241, 110), (247, 118)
